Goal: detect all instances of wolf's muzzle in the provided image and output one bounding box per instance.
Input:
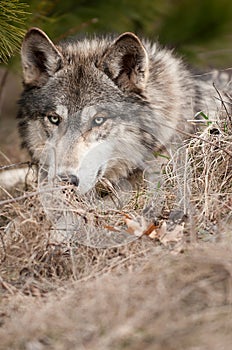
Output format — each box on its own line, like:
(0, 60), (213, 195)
(58, 174), (79, 186)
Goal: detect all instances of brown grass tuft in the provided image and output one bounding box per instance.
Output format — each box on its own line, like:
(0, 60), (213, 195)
(188, 122), (232, 236)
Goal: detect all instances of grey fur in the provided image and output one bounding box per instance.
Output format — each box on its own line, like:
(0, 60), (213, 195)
(17, 28), (232, 194)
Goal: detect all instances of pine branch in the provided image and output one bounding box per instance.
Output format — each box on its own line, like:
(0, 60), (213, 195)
(0, 0), (30, 63)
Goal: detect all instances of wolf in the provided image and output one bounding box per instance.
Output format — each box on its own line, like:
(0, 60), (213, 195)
(11, 28), (231, 195)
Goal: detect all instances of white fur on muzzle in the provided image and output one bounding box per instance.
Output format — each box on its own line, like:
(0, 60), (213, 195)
(77, 141), (113, 194)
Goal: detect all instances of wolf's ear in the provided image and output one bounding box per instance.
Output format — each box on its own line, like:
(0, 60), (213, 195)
(21, 28), (63, 87)
(99, 32), (149, 94)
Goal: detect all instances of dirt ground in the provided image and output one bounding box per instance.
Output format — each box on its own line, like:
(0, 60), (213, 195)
(0, 67), (232, 350)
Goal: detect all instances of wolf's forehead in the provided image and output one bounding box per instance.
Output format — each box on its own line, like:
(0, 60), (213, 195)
(53, 67), (119, 111)
(52, 66), (124, 114)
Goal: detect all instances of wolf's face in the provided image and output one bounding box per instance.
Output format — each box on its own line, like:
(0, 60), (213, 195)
(18, 28), (157, 193)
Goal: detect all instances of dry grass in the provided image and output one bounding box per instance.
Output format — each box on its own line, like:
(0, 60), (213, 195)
(1, 245), (232, 350)
(0, 113), (232, 349)
(189, 123), (232, 236)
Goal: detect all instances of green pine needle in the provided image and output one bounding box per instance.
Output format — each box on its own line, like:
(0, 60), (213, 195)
(0, 0), (30, 63)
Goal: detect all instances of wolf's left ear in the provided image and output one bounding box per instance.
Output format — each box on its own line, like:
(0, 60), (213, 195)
(21, 28), (64, 87)
(99, 32), (149, 94)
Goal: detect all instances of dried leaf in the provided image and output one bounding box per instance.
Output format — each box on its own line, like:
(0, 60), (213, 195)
(159, 221), (184, 246)
(104, 225), (120, 232)
(143, 223), (159, 236)
(124, 216), (148, 237)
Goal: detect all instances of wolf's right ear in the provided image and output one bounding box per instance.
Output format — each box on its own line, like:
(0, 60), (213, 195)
(21, 28), (63, 87)
(98, 32), (149, 94)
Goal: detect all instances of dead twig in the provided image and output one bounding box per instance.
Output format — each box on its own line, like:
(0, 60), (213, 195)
(0, 184), (72, 206)
(213, 82), (232, 124)
(0, 161), (33, 171)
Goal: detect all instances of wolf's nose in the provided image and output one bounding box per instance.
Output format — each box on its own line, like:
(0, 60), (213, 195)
(59, 174), (79, 186)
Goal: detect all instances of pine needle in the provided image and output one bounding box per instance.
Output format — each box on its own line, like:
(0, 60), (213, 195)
(0, 0), (30, 63)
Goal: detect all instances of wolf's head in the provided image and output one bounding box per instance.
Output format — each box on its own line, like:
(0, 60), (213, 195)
(18, 28), (159, 194)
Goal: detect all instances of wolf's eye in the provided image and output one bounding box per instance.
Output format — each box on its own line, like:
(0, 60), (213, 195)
(93, 116), (106, 126)
(47, 113), (61, 126)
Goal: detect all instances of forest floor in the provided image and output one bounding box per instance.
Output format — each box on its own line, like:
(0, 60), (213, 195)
(0, 68), (232, 350)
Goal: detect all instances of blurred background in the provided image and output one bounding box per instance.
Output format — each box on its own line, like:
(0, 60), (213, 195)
(1, 0), (232, 162)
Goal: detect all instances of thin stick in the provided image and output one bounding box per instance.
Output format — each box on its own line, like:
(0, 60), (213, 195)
(0, 161), (33, 171)
(213, 82), (232, 123)
(0, 184), (71, 206)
